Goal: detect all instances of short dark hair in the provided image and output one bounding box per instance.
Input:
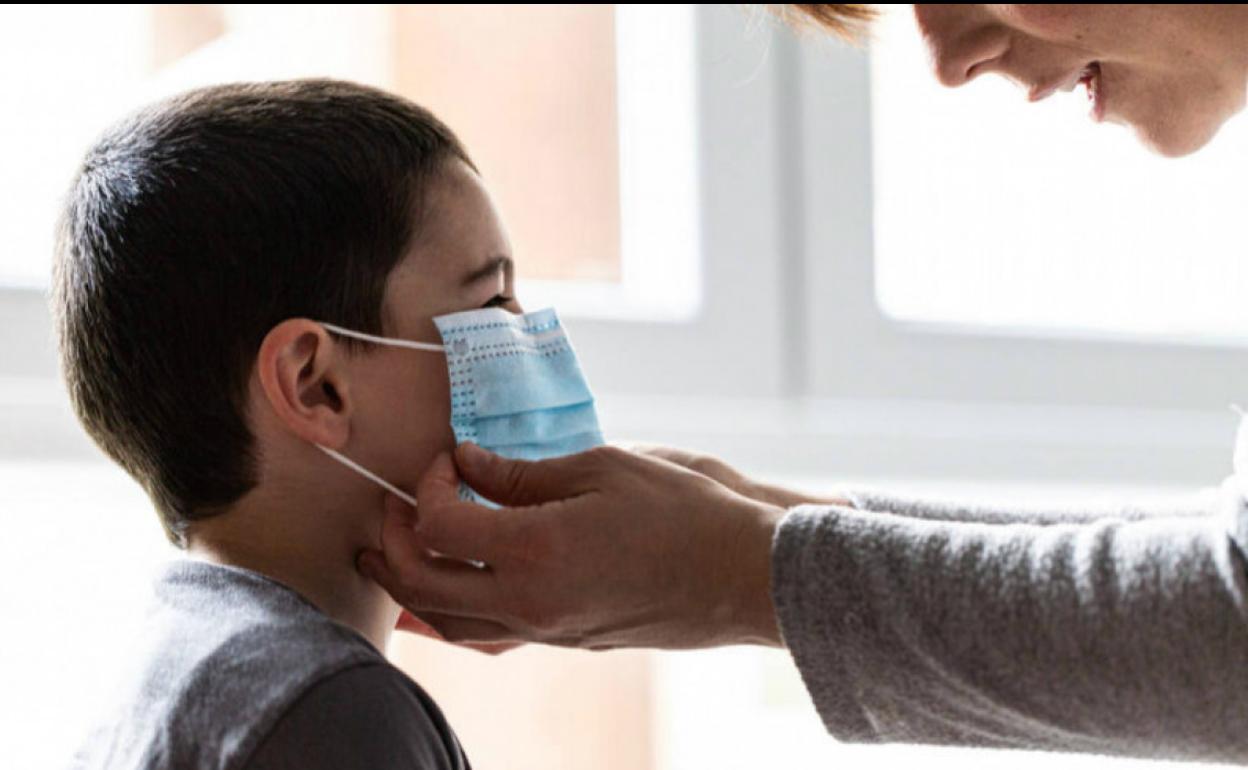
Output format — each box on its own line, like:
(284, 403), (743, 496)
(53, 79), (473, 546)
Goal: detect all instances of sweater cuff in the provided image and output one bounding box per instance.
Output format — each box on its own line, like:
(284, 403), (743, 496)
(770, 503), (879, 741)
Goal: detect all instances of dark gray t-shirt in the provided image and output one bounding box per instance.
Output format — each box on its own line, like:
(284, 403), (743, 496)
(70, 559), (470, 770)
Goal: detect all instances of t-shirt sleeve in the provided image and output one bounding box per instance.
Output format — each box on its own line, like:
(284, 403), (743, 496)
(244, 663), (469, 770)
(771, 479), (1248, 763)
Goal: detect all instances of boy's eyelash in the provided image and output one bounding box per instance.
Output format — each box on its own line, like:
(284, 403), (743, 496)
(483, 294), (513, 308)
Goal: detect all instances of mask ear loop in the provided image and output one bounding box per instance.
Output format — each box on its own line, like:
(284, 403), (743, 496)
(315, 444), (417, 508)
(310, 320), (444, 509)
(314, 320), (487, 569)
(318, 322), (445, 352)
(316, 445), (487, 569)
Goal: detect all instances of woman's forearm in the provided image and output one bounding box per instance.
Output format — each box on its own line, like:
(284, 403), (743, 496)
(841, 485), (1219, 525)
(769, 484), (1248, 762)
(755, 480), (1218, 526)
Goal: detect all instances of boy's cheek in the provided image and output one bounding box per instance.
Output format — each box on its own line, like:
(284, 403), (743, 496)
(350, 361), (455, 486)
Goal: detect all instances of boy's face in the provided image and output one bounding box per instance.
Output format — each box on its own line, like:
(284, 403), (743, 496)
(338, 158), (521, 502)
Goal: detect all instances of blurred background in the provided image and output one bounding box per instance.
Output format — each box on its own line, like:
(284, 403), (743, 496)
(3, 4), (1247, 769)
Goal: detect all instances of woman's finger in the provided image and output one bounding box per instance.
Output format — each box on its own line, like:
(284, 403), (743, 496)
(409, 610), (518, 646)
(395, 609), (524, 655)
(357, 516), (505, 619)
(413, 453), (530, 564)
(451, 441), (603, 506)
(395, 609), (443, 637)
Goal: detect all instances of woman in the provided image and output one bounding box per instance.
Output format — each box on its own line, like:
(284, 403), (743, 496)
(358, 5), (1248, 762)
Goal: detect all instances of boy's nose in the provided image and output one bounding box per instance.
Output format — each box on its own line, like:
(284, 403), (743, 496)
(913, 4), (1009, 88)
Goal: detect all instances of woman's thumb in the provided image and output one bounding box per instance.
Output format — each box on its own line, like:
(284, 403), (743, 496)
(454, 442), (598, 506)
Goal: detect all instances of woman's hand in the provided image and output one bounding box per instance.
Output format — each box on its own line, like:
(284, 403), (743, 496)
(627, 443), (850, 510)
(394, 608), (522, 656)
(357, 443), (788, 650)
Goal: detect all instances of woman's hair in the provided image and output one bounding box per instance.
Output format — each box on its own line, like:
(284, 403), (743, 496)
(776, 4), (878, 43)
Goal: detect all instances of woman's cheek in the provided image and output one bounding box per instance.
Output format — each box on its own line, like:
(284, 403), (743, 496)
(999, 4), (1092, 42)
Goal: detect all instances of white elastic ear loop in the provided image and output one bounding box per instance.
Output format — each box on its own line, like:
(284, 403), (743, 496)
(310, 321), (434, 509)
(319, 322), (445, 353)
(317, 443), (487, 569)
(315, 444), (417, 508)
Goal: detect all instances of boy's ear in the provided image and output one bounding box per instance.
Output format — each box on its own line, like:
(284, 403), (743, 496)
(256, 319), (353, 449)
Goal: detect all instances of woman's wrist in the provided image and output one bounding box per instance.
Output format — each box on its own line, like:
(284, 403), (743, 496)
(730, 499), (788, 647)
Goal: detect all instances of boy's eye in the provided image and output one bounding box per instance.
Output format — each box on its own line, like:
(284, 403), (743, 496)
(483, 294), (513, 308)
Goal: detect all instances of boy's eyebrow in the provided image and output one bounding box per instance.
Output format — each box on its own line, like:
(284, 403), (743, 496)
(460, 255), (512, 287)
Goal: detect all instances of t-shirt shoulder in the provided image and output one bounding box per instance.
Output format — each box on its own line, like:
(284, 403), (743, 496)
(243, 662), (469, 770)
(67, 560), (465, 770)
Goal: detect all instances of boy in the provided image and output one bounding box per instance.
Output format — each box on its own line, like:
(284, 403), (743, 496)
(56, 78), (520, 769)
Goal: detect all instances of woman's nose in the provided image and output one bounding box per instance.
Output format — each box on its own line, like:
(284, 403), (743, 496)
(913, 4), (1010, 88)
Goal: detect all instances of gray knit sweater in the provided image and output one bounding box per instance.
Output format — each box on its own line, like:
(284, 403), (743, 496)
(771, 426), (1248, 763)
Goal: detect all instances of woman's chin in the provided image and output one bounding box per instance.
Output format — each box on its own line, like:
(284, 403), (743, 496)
(1130, 115), (1223, 158)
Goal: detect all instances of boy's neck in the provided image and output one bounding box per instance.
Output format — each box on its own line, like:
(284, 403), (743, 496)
(185, 488), (399, 653)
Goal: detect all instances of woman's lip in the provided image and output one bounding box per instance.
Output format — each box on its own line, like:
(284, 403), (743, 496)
(1028, 64), (1095, 104)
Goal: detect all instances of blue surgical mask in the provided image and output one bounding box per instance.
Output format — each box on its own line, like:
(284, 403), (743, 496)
(314, 306), (604, 506)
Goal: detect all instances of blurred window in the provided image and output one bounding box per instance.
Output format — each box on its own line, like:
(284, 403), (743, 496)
(870, 7), (1248, 344)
